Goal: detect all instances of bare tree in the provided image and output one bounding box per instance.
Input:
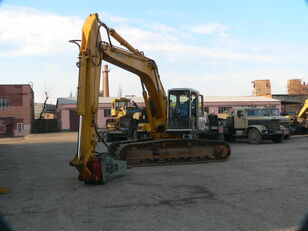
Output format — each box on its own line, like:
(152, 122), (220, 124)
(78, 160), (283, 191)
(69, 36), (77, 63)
(39, 83), (52, 120)
(40, 91), (49, 120)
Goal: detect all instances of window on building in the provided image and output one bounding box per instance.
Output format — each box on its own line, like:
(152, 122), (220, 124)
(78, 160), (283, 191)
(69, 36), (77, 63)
(103, 109), (111, 117)
(17, 123), (24, 132)
(218, 106), (232, 114)
(0, 98), (10, 107)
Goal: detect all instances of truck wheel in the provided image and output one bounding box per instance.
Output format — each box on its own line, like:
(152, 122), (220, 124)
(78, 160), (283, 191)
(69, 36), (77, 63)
(272, 135), (282, 143)
(248, 128), (262, 144)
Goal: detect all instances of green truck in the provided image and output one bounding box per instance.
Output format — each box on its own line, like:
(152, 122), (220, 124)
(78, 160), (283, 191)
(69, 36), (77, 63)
(221, 107), (284, 144)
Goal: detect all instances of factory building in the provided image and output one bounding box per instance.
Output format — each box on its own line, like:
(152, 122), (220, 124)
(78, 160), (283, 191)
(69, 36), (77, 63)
(272, 94), (308, 115)
(204, 96), (280, 114)
(56, 95), (280, 131)
(251, 78), (308, 115)
(287, 79), (308, 95)
(0, 84), (34, 137)
(251, 79), (271, 97)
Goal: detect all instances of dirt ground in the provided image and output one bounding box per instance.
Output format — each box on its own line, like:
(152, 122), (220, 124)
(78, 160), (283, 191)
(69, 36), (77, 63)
(0, 133), (307, 231)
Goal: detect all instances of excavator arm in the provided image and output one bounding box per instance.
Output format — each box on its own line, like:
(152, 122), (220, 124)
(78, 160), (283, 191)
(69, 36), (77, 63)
(69, 15), (103, 182)
(99, 38), (167, 133)
(298, 99), (308, 119)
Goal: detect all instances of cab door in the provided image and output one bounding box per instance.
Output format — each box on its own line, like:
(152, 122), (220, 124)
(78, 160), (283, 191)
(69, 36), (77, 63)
(234, 110), (246, 129)
(167, 90), (191, 130)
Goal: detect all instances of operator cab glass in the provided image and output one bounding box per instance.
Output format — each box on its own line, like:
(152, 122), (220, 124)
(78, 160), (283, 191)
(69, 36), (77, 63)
(245, 109), (265, 116)
(114, 99), (139, 115)
(167, 88), (200, 130)
(114, 100), (129, 109)
(268, 108), (279, 116)
(244, 108), (279, 117)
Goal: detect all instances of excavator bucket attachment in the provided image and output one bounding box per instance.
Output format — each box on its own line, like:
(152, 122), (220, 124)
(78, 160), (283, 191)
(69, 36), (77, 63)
(109, 139), (230, 166)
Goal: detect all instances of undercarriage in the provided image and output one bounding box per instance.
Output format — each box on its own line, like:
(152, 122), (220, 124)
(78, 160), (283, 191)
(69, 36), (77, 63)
(108, 138), (231, 167)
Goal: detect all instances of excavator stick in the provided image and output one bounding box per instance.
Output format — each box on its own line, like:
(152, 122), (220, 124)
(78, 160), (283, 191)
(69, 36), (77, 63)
(109, 139), (231, 167)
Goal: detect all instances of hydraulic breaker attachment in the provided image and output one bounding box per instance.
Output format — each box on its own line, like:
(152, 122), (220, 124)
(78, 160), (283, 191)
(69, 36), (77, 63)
(78, 153), (127, 184)
(99, 153), (127, 184)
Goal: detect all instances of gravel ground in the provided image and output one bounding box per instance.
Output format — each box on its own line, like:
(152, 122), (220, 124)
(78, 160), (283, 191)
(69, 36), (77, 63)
(0, 133), (307, 231)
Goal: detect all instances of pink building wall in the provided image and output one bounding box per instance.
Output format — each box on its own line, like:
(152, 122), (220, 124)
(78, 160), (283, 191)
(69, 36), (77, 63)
(206, 101), (281, 114)
(57, 101), (146, 131)
(0, 85), (34, 137)
(56, 103), (75, 131)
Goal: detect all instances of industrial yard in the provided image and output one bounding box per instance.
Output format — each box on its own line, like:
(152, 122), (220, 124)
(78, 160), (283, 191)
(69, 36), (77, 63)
(1, 2), (308, 231)
(0, 133), (307, 231)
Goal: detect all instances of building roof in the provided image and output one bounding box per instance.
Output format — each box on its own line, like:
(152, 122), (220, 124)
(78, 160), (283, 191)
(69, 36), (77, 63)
(272, 94), (308, 104)
(56, 96), (145, 106)
(56, 97), (77, 105)
(57, 95), (280, 106)
(0, 84), (32, 86)
(35, 103), (56, 112)
(98, 96), (144, 103)
(204, 96), (280, 102)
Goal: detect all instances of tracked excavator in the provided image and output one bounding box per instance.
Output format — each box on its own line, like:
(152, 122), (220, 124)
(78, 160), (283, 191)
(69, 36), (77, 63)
(98, 97), (142, 142)
(69, 14), (230, 184)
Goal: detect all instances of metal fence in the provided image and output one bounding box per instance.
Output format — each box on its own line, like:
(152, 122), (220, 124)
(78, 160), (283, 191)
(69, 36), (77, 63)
(31, 119), (59, 133)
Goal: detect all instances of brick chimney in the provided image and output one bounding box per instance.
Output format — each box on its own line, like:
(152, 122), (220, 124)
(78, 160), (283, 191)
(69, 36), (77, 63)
(102, 64), (109, 97)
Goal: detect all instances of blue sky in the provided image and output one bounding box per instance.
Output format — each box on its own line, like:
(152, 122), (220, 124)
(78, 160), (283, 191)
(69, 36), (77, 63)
(1, 0), (308, 103)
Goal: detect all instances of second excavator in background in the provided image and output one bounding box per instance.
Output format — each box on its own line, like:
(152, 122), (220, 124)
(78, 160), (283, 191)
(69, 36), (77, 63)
(69, 13), (230, 184)
(99, 97), (141, 142)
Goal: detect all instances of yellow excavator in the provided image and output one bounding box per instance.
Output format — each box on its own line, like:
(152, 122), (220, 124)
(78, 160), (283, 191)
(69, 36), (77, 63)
(99, 97), (142, 142)
(69, 14), (230, 184)
(296, 99), (308, 133)
(298, 99), (308, 119)
(110, 97), (140, 118)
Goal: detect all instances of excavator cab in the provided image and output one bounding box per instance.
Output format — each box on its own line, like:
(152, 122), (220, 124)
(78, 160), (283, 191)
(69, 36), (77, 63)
(167, 88), (203, 131)
(111, 98), (139, 118)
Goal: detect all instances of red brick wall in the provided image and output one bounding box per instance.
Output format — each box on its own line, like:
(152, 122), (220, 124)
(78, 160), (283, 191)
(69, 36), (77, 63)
(0, 85), (34, 136)
(0, 85), (23, 106)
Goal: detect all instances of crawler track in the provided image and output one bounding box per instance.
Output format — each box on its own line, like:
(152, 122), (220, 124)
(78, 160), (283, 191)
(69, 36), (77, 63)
(108, 139), (231, 167)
